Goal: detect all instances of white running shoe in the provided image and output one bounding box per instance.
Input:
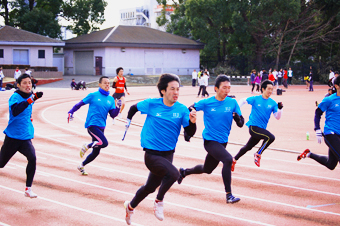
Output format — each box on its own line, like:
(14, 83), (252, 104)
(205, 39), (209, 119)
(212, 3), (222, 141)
(80, 143), (89, 158)
(24, 187), (37, 198)
(118, 113), (122, 118)
(124, 201), (134, 225)
(153, 200), (164, 221)
(77, 165), (88, 175)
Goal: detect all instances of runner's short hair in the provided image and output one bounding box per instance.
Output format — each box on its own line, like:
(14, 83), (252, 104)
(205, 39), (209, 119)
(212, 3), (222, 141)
(215, 74), (230, 89)
(17, 73), (31, 85)
(116, 67), (124, 75)
(157, 73), (180, 97)
(261, 80), (274, 93)
(99, 76), (109, 84)
(334, 76), (340, 86)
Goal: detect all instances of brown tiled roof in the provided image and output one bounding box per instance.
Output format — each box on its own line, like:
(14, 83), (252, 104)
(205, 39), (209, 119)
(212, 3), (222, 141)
(0, 25), (64, 43)
(65, 25), (204, 49)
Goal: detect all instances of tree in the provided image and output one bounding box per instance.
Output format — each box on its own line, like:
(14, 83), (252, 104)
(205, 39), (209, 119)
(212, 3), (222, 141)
(62, 0), (107, 36)
(0, 0), (10, 25)
(6, 0), (63, 38)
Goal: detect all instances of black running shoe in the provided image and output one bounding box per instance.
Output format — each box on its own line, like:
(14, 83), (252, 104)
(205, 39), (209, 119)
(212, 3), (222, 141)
(177, 168), (186, 184)
(226, 194), (240, 204)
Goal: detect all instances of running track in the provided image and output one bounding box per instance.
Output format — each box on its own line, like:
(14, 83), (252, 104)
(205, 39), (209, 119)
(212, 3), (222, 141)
(0, 84), (339, 226)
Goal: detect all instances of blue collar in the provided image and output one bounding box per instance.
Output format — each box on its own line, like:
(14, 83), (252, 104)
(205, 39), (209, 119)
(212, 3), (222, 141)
(99, 88), (110, 96)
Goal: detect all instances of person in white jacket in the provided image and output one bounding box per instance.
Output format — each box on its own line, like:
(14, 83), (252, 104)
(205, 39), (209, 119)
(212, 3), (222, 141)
(0, 66), (4, 89)
(14, 67), (22, 81)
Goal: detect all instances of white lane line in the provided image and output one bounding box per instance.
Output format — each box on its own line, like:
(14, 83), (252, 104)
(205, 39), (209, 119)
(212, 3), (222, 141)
(34, 131), (340, 197)
(5, 163), (273, 226)
(0, 222), (11, 226)
(0, 184), (143, 226)
(41, 100), (327, 169)
(306, 203), (340, 209)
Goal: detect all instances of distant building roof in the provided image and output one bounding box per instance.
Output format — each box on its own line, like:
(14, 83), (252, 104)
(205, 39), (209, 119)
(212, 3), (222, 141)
(65, 25), (204, 49)
(0, 25), (64, 46)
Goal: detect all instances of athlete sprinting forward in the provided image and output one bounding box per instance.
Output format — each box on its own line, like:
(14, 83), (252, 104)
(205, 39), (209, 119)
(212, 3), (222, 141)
(112, 67), (129, 124)
(123, 74), (197, 225)
(0, 73), (43, 198)
(177, 75), (244, 204)
(68, 76), (120, 175)
(298, 76), (340, 169)
(233, 80), (283, 169)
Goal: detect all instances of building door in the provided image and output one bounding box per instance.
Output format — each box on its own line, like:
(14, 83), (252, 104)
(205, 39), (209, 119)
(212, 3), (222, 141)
(13, 49), (29, 65)
(144, 51), (163, 75)
(95, 56), (102, 75)
(74, 51), (94, 75)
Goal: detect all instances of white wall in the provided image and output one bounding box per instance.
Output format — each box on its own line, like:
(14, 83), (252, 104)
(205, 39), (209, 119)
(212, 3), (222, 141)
(64, 46), (200, 76)
(0, 45), (54, 66)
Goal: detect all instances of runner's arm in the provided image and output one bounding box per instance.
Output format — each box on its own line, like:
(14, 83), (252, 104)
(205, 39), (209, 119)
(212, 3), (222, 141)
(273, 109), (282, 120)
(233, 113), (244, 127)
(68, 100), (85, 115)
(238, 98), (247, 108)
(11, 101), (30, 116)
(314, 107), (324, 131)
(127, 104), (139, 120)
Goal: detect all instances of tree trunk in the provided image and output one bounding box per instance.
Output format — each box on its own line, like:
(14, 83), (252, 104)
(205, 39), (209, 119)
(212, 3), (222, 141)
(275, 20), (290, 70)
(287, 31), (302, 65)
(2, 0), (9, 25)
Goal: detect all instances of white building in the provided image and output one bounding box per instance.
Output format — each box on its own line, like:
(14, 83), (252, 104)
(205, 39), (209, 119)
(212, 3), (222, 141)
(64, 25), (203, 76)
(119, 0), (174, 31)
(0, 25), (65, 71)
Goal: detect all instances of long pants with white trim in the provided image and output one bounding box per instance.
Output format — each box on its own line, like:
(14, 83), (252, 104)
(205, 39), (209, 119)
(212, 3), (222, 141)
(235, 126), (275, 160)
(310, 134), (340, 170)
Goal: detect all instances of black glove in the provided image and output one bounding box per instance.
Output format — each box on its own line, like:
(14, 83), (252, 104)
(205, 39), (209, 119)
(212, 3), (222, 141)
(278, 102), (283, 109)
(28, 92), (43, 104)
(184, 131), (192, 142)
(233, 112), (241, 121)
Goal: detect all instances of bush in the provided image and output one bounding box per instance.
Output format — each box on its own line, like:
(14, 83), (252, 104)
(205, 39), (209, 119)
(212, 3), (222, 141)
(213, 62), (240, 77)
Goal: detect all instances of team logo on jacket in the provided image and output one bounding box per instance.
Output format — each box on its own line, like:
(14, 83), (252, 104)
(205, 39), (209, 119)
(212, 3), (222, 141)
(172, 113), (180, 118)
(267, 105), (272, 108)
(156, 113), (162, 117)
(211, 108), (216, 111)
(335, 104), (339, 107)
(224, 107), (231, 112)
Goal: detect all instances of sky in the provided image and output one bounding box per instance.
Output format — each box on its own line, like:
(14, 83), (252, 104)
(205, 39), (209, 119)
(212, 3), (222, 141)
(99, 0), (147, 29)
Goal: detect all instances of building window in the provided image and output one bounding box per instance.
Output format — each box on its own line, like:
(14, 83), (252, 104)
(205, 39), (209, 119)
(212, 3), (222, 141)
(38, 50), (45, 58)
(0, 49), (3, 58)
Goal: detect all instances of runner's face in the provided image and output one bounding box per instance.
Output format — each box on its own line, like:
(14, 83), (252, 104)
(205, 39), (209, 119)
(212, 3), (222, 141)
(162, 81), (179, 105)
(263, 84), (273, 98)
(118, 69), (124, 76)
(18, 77), (32, 94)
(215, 81), (231, 100)
(99, 78), (110, 92)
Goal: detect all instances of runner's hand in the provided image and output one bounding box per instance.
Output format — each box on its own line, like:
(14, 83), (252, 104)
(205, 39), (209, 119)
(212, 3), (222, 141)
(126, 119), (131, 129)
(189, 108), (196, 123)
(68, 113), (74, 123)
(315, 129), (322, 144)
(278, 102), (283, 109)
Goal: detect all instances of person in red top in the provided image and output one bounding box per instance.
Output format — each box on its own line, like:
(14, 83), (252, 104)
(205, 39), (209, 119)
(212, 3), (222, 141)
(112, 67), (130, 123)
(282, 68), (288, 88)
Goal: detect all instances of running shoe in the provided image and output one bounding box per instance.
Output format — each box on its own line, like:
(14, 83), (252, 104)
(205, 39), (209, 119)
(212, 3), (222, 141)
(297, 149), (310, 161)
(77, 165), (88, 176)
(226, 193), (240, 204)
(153, 200), (164, 221)
(124, 201), (134, 225)
(231, 158), (236, 172)
(24, 187), (37, 198)
(177, 168), (186, 184)
(254, 153), (261, 167)
(80, 143), (89, 158)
